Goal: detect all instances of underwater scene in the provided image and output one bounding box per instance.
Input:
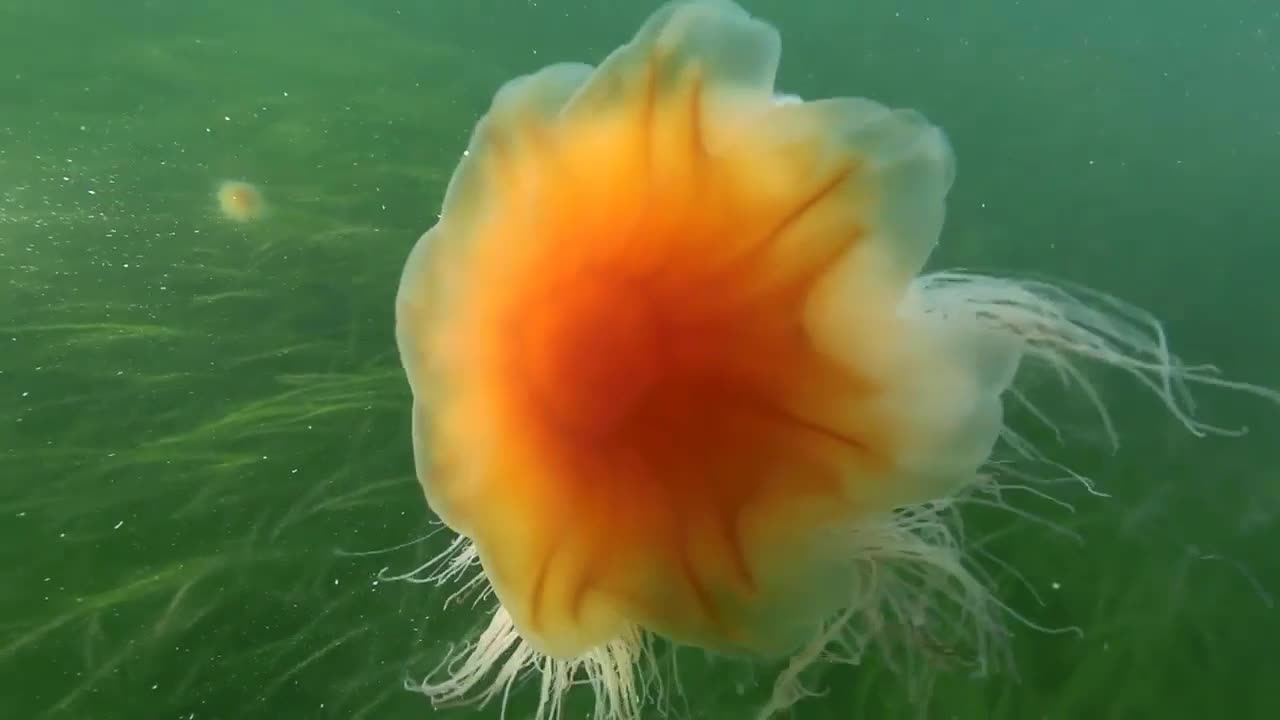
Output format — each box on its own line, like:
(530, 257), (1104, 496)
(3, 1), (1278, 719)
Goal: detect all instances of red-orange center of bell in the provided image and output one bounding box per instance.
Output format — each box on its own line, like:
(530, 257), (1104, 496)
(521, 274), (661, 437)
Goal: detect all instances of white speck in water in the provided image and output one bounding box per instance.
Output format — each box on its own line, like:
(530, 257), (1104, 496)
(113, 520), (124, 530)
(1051, 581), (1061, 590)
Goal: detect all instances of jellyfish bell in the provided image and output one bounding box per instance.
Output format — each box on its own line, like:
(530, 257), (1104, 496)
(394, 1), (1277, 718)
(216, 179), (265, 222)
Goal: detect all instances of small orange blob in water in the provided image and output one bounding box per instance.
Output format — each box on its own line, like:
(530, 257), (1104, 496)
(393, 2), (1279, 718)
(216, 180), (264, 222)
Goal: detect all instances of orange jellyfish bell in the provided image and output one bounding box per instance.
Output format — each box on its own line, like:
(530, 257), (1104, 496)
(395, 1), (1276, 717)
(216, 180), (265, 222)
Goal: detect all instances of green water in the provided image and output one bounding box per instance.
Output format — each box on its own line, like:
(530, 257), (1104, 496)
(2, 0), (1277, 718)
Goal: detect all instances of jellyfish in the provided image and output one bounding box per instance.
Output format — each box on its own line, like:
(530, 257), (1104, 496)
(393, 1), (1276, 718)
(216, 180), (265, 222)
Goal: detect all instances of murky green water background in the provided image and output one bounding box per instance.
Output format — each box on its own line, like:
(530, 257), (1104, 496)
(3, 1), (1278, 718)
